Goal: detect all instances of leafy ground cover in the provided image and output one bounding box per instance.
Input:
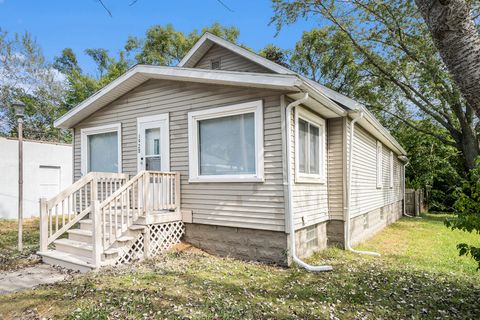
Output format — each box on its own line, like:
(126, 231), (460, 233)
(0, 218), (40, 271)
(0, 214), (479, 319)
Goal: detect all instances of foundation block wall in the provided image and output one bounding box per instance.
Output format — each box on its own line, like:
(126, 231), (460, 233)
(183, 200), (403, 266)
(294, 221), (328, 259)
(184, 224), (289, 265)
(349, 200), (403, 246)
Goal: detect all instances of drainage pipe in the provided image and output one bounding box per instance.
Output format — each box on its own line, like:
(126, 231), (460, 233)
(285, 93), (333, 272)
(345, 111), (381, 257)
(400, 157), (417, 218)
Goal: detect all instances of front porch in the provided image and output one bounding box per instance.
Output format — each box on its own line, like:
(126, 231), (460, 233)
(37, 171), (184, 272)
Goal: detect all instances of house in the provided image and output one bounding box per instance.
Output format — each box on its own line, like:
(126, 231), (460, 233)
(38, 33), (407, 271)
(0, 137), (72, 219)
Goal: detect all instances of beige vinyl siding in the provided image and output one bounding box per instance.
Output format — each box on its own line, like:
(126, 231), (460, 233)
(194, 44), (272, 73)
(73, 79), (286, 231)
(289, 105), (329, 229)
(347, 120), (404, 218)
(327, 118), (345, 220)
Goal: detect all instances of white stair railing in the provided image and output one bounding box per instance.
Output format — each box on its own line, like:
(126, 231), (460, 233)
(39, 172), (129, 252)
(95, 171), (181, 266)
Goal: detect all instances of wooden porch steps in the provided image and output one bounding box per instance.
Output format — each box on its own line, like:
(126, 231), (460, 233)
(38, 212), (147, 272)
(38, 171), (183, 272)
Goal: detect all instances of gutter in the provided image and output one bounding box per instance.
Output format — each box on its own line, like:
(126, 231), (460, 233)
(285, 92), (333, 272)
(298, 81), (347, 117)
(345, 111), (380, 257)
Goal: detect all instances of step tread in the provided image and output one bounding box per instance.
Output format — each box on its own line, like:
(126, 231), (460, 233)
(129, 225), (147, 231)
(54, 238), (92, 251)
(67, 229), (92, 236)
(38, 250), (94, 267)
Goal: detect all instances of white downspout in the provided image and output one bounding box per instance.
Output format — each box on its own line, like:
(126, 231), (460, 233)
(401, 158), (417, 218)
(285, 92), (333, 272)
(345, 111), (380, 257)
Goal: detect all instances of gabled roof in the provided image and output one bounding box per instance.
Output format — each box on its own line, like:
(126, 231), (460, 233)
(54, 65), (304, 128)
(178, 33), (406, 155)
(56, 33), (406, 155)
(178, 33), (296, 75)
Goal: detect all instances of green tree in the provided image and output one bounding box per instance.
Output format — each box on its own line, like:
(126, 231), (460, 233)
(0, 29), (69, 142)
(125, 22), (240, 66)
(85, 48), (111, 78)
(53, 48), (81, 74)
(271, 0), (479, 171)
(259, 44), (290, 68)
(447, 160), (480, 269)
(271, 0), (480, 267)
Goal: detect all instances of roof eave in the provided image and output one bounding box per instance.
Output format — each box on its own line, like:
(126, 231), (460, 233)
(54, 65), (302, 129)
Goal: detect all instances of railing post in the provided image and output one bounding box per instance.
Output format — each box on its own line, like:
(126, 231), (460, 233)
(144, 171), (150, 216)
(91, 175), (98, 203)
(175, 172), (181, 212)
(143, 227), (150, 259)
(92, 200), (102, 268)
(39, 198), (48, 252)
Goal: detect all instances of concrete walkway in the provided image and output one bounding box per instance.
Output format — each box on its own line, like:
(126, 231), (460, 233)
(0, 264), (69, 295)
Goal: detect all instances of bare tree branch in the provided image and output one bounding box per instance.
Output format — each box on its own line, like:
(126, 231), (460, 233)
(97, 0), (112, 17)
(216, 0), (234, 12)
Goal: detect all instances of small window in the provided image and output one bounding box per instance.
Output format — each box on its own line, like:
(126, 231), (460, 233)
(376, 141), (383, 189)
(188, 100), (264, 182)
(389, 151), (394, 189)
(295, 108), (326, 183)
(81, 123), (121, 175)
(363, 214), (369, 229)
(306, 225), (318, 249)
(211, 58), (221, 70)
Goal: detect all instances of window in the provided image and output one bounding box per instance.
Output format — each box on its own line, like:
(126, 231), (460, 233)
(81, 123), (121, 175)
(211, 57), (221, 70)
(295, 108), (326, 183)
(376, 140), (383, 189)
(305, 225), (318, 249)
(363, 214), (369, 229)
(188, 100), (264, 182)
(389, 151), (394, 189)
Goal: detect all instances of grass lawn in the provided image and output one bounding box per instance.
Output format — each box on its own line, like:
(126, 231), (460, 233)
(0, 218), (40, 271)
(0, 213), (479, 319)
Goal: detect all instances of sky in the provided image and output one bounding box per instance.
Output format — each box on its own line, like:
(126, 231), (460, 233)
(0, 0), (319, 75)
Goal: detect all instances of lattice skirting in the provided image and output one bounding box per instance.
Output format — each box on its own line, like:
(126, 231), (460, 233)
(115, 221), (185, 265)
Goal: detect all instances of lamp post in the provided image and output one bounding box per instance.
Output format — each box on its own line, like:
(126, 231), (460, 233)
(13, 100), (25, 252)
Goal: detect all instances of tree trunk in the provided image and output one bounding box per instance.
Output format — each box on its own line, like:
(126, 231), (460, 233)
(415, 0), (480, 119)
(459, 126), (480, 171)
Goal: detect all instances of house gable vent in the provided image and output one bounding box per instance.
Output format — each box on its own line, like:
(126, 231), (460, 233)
(211, 57), (221, 70)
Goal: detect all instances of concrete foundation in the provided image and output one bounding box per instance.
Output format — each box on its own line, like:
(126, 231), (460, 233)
(183, 200), (403, 266)
(294, 221), (328, 259)
(350, 200), (403, 245)
(184, 224), (288, 265)
(326, 219), (345, 248)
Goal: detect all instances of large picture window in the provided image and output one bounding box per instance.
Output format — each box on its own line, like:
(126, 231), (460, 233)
(188, 100), (264, 182)
(81, 123), (121, 175)
(295, 108), (326, 183)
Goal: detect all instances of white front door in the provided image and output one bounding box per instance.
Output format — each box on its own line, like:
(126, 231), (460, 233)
(137, 114), (169, 172)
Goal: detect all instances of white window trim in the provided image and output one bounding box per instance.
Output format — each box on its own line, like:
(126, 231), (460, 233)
(136, 113), (170, 172)
(80, 123), (122, 176)
(376, 140), (383, 189)
(294, 107), (326, 184)
(188, 100), (264, 182)
(389, 151), (394, 189)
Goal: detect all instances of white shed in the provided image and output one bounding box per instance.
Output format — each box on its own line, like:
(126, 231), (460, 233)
(0, 137), (72, 219)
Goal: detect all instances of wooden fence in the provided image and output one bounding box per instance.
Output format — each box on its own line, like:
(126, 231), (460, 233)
(405, 189), (426, 216)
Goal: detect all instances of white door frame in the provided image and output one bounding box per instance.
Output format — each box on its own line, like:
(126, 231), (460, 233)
(137, 113), (170, 172)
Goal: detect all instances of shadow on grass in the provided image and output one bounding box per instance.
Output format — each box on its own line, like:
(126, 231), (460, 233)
(4, 250), (478, 320)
